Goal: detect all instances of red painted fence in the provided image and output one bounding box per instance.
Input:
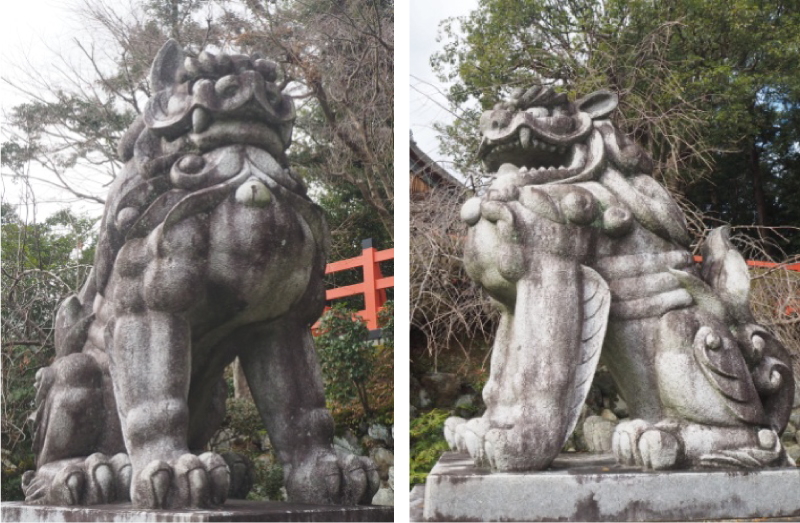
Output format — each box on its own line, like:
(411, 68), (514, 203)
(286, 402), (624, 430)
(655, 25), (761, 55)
(314, 239), (394, 332)
(693, 256), (800, 316)
(692, 256), (800, 273)
(310, 248), (797, 331)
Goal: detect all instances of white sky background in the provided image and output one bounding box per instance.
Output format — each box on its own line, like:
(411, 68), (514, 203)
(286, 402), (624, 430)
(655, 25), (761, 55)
(1, 0), (123, 222)
(409, 0), (478, 179)
(2, 0), (481, 219)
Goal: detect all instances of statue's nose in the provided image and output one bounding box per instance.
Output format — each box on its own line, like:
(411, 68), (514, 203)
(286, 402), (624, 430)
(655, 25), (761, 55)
(235, 177), (272, 207)
(479, 110), (513, 134)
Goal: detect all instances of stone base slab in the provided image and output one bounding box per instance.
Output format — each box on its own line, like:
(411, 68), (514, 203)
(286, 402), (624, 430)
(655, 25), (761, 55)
(0, 499), (394, 522)
(424, 452), (800, 521)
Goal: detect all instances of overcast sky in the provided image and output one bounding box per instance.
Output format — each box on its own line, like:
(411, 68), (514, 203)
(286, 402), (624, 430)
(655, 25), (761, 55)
(409, 0), (478, 178)
(1, 1), (479, 219)
(1, 0), (116, 220)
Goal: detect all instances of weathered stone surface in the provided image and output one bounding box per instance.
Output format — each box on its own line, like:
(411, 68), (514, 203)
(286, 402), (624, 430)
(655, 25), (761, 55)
(583, 415), (616, 453)
(0, 499), (393, 522)
(370, 448), (394, 481)
(368, 424), (391, 444)
(424, 452), (800, 522)
(371, 488), (394, 507)
(21, 39), (379, 510)
(449, 85), (796, 473)
(409, 485), (425, 523)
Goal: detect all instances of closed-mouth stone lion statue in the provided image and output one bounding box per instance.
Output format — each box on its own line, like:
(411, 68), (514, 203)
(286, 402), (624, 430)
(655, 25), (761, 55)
(21, 39), (379, 509)
(445, 86), (795, 472)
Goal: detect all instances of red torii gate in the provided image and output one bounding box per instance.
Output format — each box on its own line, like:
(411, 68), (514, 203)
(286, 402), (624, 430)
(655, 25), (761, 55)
(314, 239), (394, 333)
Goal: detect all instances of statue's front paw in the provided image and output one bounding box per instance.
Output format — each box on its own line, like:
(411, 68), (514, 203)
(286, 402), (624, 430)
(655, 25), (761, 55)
(611, 419), (652, 466)
(287, 450), (379, 505)
(131, 452), (229, 509)
(23, 453), (131, 506)
(637, 428), (680, 470)
(443, 416), (468, 452)
(612, 420), (682, 470)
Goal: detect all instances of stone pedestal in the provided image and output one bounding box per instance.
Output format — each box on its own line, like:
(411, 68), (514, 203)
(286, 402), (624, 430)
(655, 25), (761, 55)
(424, 452), (800, 522)
(0, 499), (394, 522)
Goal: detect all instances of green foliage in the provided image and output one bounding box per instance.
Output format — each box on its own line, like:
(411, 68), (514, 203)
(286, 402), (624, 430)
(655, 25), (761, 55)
(432, 0), (800, 250)
(410, 409), (451, 488)
(224, 398), (265, 447)
(1, 204), (98, 500)
(247, 459), (285, 501)
(313, 182), (392, 262)
(378, 300), (394, 351)
(324, 301), (394, 432)
(209, 397), (285, 501)
(315, 304), (376, 416)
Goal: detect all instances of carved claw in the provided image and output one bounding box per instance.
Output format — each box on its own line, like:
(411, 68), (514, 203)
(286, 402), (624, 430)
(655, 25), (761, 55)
(339, 454), (367, 505)
(638, 429), (680, 470)
(84, 453), (115, 504)
(286, 450), (379, 506)
(612, 419), (652, 466)
(174, 454), (210, 508)
(443, 417), (467, 451)
(462, 418), (489, 468)
(201, 452), (232, 505)
(23, 454), (131, 506)
(52, 465), (86, 506)
(131, 452), (229, 509)
(133, 460), (172, 509)
(109, 453), (132, 501)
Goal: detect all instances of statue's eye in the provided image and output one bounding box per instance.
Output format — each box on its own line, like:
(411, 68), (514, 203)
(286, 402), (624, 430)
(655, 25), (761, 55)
(525, 107), (549, 118)
(751, 334), (765, 359)
(215, 75), (240, 98)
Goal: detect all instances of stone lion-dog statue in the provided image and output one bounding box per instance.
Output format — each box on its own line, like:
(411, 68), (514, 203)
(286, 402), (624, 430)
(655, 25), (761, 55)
(445, 86), (795, 472)
(22, 40), (379, 509)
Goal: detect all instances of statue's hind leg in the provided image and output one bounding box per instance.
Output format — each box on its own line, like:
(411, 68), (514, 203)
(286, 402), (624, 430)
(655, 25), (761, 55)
(239, 320), (379, 505)
(613, 307), (794, 469)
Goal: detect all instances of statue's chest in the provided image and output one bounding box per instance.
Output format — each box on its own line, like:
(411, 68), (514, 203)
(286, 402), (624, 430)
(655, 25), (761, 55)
(201, 194), (318, 310)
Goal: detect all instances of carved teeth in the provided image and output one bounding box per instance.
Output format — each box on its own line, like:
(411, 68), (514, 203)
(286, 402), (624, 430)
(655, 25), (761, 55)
(520, 127), (531, 148)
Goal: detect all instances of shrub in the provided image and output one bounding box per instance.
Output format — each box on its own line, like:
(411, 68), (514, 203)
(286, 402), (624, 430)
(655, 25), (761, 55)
(315, 304), (376, 416)
(410, 408), (450, 488)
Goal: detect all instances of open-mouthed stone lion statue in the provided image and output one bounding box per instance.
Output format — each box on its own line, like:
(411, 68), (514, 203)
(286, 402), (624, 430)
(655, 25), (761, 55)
(21, 39), (378, 509)
(445, 86), (796, 472)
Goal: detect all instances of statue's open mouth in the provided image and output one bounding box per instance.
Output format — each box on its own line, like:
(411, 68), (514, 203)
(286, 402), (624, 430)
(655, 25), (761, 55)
(478, 111), (603, 184)
(481, 133), (583, 173)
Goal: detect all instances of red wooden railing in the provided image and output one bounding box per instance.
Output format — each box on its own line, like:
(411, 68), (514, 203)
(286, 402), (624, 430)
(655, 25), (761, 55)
(314, 239), (394, 332)
(692, 256), (800, 273)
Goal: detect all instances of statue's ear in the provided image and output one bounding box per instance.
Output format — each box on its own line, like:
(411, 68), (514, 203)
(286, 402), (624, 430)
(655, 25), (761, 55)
(575, 90), (618, 119)
(150, 39), (184, 92)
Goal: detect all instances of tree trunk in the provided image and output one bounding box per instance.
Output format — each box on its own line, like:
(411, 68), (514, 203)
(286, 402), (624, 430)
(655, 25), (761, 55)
(749, 141), (768, 227)
(233, 357), (252, 401)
